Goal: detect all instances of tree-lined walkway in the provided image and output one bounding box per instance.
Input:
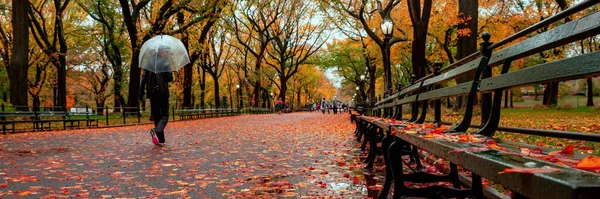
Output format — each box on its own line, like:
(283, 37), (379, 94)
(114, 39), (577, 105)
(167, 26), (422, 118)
(0, 113), (369, 198)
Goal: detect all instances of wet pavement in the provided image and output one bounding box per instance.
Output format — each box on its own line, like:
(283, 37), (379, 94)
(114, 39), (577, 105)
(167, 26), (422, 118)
(0, 112), (381, 198)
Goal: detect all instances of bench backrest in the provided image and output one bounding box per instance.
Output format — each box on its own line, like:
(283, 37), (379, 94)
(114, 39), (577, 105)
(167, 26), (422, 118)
(374, 0), (600, 141)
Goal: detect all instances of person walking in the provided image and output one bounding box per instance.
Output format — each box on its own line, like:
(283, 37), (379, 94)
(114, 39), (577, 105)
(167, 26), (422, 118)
(138, 51), (173, 146)
(332, 97), (339, 114)
(137, 35), (190, 146)
(320, 97), (328, 114)
(276, 98), (283, 114)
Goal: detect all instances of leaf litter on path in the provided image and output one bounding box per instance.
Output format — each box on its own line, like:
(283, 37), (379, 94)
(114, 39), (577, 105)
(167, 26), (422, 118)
(0, 112), (367, 198)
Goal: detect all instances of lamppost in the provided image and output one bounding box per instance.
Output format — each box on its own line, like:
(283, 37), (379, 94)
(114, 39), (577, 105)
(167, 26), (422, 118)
(381, 17), (394, 97)
(236, 84), (241, 109)
(356, 86), (360, 103)
(270, 92), (274, 110)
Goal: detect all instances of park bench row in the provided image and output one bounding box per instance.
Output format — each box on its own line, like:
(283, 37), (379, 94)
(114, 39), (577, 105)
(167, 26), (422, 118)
(1, 104), (99, 134)
(176, 107), (241, 120)
(354, 1), (600, 198)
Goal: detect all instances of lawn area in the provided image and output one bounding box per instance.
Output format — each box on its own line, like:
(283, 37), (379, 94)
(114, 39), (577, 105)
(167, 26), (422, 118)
(512, 95), (600, 108)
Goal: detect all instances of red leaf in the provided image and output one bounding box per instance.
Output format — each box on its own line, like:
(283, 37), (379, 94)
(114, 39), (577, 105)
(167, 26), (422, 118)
(560, 144), (574, 155)
(343, 173), (350, 178)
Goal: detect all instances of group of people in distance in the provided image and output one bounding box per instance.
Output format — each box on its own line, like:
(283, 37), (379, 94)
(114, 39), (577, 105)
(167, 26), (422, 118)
(316, 97), (347, 114)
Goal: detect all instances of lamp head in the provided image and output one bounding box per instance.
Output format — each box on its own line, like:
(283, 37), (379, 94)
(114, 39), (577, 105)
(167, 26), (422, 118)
(381, 18), (393, 35)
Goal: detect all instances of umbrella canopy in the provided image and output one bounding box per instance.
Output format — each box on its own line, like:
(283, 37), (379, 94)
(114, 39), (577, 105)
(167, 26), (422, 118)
(139, 35), (190, 73)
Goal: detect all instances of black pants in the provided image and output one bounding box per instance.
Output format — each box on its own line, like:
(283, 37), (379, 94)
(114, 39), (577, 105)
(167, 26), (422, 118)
(150, 96), (169, 143)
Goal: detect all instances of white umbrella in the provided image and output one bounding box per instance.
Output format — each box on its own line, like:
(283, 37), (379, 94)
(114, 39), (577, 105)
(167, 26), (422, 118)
(139, 35), (190, 73)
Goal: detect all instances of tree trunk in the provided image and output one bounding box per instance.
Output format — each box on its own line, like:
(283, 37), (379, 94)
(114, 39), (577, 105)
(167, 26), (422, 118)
(178, 13), (193, 108)
(96, 100), (105, 116)
(8, 0), (29, 110)
(32, 95), (40, 112)
(200, 68), (206, 107)
(407, 0), (433, 79)
(543, 82), (558, 106)
(587, 78), (594, 106)
(279, 79), (288, 105)
(213, 74), (220, 108)
(253, 82), (260, 107)
(368, 67), (376, 102)
(455, 0), (478, 109)
(297, 90), (301, 109)
(119, 0), (141, 109)
(412, 27), (427, 79)
(504, 90), (509, 108)
(113, 64), (125, 112)
(510, 90), (514, 107)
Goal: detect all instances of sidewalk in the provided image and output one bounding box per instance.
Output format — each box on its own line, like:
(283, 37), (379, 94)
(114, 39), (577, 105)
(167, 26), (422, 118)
(0, 112), (369, 198)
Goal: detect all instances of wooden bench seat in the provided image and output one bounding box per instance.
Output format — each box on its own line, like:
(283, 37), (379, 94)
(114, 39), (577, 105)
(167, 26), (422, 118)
(355, 2), (600, 198)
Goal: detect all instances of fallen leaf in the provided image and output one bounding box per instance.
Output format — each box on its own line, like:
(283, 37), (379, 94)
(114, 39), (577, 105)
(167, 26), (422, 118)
(574, 156), (600, 170)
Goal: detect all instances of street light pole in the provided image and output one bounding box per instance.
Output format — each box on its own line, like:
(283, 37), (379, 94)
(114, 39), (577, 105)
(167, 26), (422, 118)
(236, 84), (241, 109)
(381, 17), (394, 97)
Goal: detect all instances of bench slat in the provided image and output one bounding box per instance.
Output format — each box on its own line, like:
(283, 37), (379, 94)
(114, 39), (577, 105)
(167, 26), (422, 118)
(393, 129), (600, 199)
(489, 10), (600, 66)
(480, 50), (600, 92)
(419, 82), (473, 101)
(422, 57), (482, 87)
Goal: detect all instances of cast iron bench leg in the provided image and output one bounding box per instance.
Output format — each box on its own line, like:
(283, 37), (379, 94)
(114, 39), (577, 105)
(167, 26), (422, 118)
(360, 123), (369, 151)
(365, 126), (379, 169)
(378, 134), (395, 199)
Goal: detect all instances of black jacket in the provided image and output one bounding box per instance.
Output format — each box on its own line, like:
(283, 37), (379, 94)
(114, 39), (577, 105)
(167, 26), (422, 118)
(138, 69), (173, 101)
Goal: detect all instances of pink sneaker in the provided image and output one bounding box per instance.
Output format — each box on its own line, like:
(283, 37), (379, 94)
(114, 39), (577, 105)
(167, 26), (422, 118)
(150, 129), (159, 146)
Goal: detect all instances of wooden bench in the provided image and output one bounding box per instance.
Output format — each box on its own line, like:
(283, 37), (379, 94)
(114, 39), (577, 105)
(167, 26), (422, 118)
(0, 106), (99, 133)
(176, 107), (240, 120)
(357, 2), (600, 198)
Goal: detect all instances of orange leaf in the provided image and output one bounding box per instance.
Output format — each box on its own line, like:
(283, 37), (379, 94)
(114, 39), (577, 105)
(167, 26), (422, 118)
(18, 191), (31, 196)
(574, 156), (600, 170)
(488, 144), (505, 150)
(498, 167), (560, 174)
(423, 133), (434, 139)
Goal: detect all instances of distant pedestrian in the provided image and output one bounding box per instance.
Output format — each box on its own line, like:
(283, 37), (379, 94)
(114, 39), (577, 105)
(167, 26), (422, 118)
(276, 98), (283, 114)
(320, 97), (328, 114)
(332, 97), (339, 114)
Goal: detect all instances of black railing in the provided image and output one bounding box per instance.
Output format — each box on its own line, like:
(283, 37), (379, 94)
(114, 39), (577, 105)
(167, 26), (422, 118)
(1, 103), (273, 134)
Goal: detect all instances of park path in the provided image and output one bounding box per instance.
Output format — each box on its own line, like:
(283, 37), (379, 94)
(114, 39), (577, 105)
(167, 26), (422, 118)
(0, 112), (372, 198)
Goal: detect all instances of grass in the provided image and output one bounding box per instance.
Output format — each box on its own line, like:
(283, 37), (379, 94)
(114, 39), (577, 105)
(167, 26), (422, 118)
(512, 95), (600, 108)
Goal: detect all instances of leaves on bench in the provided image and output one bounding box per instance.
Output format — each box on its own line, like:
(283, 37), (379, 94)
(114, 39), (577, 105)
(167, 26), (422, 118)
(574, 156), (600, 170)
(498, 167), (561, 174)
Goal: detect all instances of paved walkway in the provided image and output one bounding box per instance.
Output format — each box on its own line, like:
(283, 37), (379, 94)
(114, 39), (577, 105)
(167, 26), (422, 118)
(0, 112), (372, 198)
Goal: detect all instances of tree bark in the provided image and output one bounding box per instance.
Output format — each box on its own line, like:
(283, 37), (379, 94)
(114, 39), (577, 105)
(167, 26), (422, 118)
(504, 90), (509, 108)
(587, 78), (594, 106)
(200, 68), (206, 107)
(455, 0), (478, 109)
(543, 82), (558, 106)
(178, 13), (193, 108)
(8, 0), (29, 110)
(407, 0), (433, 79)
(212, 74), (220, 107)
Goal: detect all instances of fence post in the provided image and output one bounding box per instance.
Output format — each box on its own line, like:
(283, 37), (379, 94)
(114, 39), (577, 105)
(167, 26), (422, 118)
(106, 106), (109, 126)
(123, 108), (126, 125)
(172, 106), (175, 121)
(137, 106), (141, 123)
